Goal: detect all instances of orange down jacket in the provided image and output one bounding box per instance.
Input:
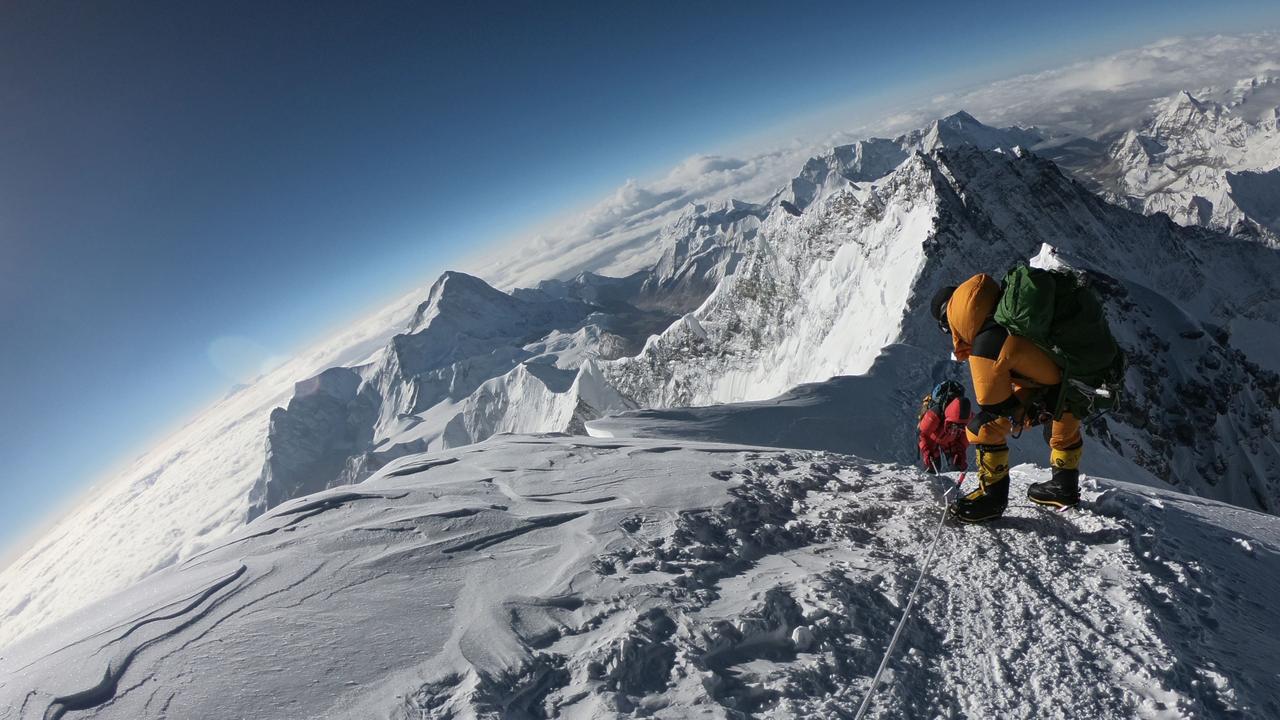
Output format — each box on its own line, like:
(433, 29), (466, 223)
(945, 273), (1082, 451)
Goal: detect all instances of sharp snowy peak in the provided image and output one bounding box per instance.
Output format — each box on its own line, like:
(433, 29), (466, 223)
(911, 110), (1045, 154)
(1112, 87), (1280, 237)
(247, 270), (669, 521)
(6, 433), (1279, 719)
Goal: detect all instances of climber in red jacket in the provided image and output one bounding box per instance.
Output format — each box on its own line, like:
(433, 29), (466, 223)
(917, 381), (972, 474)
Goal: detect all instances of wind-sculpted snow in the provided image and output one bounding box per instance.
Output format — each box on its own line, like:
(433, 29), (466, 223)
(588, 344), (932, 462)
(0, 196), (771, 650)
(0, 282), (428, 651)
(4, 435), (1278, 719)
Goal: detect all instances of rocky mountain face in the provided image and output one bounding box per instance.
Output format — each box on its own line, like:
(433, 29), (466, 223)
(1044, 78), (1280, 243)
(600, 141), (1280, 511)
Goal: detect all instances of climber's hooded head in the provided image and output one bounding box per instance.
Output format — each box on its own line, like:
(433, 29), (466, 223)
(930, 285), (956, 333)
(942, 274), (1001, 361)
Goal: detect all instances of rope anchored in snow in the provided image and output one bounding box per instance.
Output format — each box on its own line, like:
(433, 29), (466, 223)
(853, 474), (961, 720)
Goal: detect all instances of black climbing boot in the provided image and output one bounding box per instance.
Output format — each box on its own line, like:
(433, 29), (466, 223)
(1028, 468), (1080, 509)
(950, 445), (1009, 524)
(951, 476), (1009, 523)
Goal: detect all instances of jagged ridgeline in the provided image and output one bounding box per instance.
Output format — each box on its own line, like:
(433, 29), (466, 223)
(3, 104), (1279, 654)
(252, 129), (1280, 520)
(245, 201), (767, 520)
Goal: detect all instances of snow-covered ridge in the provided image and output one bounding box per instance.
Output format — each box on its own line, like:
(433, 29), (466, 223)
(602, 141), (1280, 510)
(257, 125), (1280, 534)
(780, 88), (1280, 245)
(5, 433), (1278, 718)
(778, 110), (1044, 213)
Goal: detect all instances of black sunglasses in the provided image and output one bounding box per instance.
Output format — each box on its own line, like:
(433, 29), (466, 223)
(937, 301), (950, 334)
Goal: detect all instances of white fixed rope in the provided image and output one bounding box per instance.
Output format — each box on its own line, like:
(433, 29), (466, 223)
(852, 474), (962, 720)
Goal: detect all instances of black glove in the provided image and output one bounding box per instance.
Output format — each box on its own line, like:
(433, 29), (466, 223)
(1022, 402), (1052, 427)
(922, 453), (940, 474)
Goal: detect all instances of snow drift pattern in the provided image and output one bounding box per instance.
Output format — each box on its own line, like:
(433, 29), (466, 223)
(4, 435), (1278, 718)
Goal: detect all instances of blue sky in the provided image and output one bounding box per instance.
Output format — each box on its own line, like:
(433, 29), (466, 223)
(1, 0), (1278, 559)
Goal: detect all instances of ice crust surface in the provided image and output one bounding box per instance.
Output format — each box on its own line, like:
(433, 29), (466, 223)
(3, 428), (1278, 719)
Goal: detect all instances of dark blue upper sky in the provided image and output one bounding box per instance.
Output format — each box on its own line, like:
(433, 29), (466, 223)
(2, 0), (1277, 556)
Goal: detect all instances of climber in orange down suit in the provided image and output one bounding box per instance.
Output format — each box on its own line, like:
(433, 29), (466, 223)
(930, 273), (1084, 523)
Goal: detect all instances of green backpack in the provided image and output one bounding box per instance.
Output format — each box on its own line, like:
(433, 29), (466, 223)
(992, 264), (1125, 419)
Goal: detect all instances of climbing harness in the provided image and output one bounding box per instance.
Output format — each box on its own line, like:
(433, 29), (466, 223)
(853, 473), (962, 720)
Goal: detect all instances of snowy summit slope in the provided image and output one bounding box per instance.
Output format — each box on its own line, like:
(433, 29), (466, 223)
(3, 431), (1278, 719)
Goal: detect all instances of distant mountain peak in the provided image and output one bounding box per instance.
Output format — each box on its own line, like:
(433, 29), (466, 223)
(916, 110), (1044, 155)
(408, 270), (520, 333)
(937, 109), (982, 126)
(1175, 89), (1204, 109)
(428, 269), (507, 300)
